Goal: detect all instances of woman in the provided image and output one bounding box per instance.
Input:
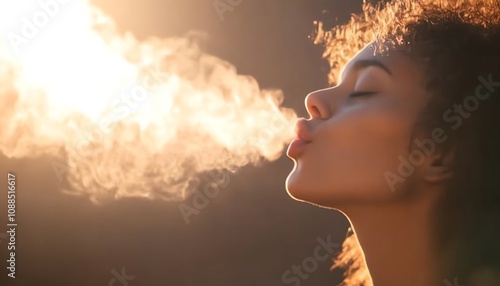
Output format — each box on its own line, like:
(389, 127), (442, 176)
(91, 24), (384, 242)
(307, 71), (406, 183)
(285, 0), (500, 285)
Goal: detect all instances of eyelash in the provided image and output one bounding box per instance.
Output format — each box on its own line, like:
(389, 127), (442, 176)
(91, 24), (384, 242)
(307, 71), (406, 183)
(349, 91), (377, 97)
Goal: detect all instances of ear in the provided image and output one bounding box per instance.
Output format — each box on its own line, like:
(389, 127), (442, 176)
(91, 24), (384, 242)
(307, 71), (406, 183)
(420, 146), (455, 183)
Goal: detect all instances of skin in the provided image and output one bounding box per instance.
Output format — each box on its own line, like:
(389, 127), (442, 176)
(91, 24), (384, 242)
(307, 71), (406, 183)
(286, 44), (454, 286)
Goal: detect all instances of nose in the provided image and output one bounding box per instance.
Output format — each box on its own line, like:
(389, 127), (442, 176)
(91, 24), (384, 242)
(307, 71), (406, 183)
(304, 87), (333, 119)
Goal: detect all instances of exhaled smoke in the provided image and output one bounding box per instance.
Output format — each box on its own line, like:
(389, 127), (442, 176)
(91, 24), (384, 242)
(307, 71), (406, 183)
(0, 0), (297, 203)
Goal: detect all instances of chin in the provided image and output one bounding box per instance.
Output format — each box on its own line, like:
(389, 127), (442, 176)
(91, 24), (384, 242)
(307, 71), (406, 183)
(285, 161), (367, 207)
(286, 171), (356, 208)
(285, 167), (308, 201)
(286, 170), (326, 205)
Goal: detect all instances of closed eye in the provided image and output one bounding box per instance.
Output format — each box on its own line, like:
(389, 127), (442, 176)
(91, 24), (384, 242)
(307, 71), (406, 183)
(349, 91), (377, 97)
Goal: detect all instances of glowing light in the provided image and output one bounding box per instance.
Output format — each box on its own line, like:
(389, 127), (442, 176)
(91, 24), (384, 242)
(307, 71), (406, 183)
(0, 0), (297, 203)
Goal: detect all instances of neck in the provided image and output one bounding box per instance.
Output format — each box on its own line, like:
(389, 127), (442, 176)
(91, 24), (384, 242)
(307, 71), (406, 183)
(340, 189), (446, 286)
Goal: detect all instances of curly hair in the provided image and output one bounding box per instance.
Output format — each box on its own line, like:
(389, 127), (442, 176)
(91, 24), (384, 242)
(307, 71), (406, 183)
(315, 0), (500, 285)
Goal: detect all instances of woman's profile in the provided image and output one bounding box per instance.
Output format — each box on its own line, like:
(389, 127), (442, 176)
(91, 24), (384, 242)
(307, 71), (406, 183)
(285, 0), (500, 285)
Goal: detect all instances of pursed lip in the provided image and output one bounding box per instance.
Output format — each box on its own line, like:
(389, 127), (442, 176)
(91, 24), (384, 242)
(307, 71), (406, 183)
(287, 118), (312, 158)
(294, 118), (313, 142)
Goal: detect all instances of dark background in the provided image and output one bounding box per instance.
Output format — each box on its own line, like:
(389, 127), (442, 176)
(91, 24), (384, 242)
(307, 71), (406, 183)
(0, 1), (364, 285)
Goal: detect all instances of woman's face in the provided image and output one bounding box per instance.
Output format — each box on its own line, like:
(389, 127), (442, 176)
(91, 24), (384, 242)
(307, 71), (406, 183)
(286, 44), (432, 207)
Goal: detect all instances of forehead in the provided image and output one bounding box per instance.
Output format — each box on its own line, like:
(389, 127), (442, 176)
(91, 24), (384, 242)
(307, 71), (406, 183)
(343, 44), (427, 84)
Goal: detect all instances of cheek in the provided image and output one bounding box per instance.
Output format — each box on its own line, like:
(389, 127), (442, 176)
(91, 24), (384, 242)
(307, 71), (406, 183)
(287, 105), (415, 204)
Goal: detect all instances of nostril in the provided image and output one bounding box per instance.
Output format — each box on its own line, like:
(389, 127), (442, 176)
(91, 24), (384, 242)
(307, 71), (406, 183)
(305, 89), (332, 119)
(309, 105), (321, 118)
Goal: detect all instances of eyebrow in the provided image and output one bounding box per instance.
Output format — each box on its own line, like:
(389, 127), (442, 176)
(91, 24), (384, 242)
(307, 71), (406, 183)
(352, 59), (393, 77)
